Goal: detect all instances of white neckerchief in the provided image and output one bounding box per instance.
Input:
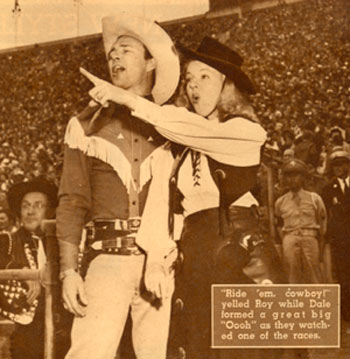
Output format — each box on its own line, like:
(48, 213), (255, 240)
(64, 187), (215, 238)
(32, 234), (46, 269)
(337, 176), (350, 194)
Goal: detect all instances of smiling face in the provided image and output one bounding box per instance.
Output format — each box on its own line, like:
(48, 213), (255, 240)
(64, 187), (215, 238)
(185, 60), (225, 120)
(107, 35), (155, 95)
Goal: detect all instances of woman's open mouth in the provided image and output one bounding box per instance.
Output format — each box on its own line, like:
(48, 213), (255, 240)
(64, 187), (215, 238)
(191, 93), (200, 104)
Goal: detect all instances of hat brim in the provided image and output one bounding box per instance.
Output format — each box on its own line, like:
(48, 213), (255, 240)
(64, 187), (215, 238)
(102, 14), (180, 105)
(178, 44), (256, 95)
(329, 150), (350, 162)
(7, 180), (58, 217)
(283, 169), (307, 175)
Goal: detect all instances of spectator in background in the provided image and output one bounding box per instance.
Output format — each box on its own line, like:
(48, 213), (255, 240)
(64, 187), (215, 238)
(0, 205), (16, 234)
(0, 178), (71, 359)
(280, 129), (295, 153)
(282, 148), (294, 163)
(275, 159), (327, 284)
(294, 130), (319, 168)
(265, 128), (281, 152)
(289, 119), (302, 139)
(329, 126), (350, 153)
(322, 148), (350, 321)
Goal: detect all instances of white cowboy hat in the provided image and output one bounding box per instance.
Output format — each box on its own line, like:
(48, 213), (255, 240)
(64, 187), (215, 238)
(102, 14), (180, 105)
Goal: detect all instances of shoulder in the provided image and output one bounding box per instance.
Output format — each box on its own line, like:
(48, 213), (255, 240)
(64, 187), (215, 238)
(307, 191), (322, 201)
(276, 191), (291, 205)
(323, 179), (339, 191)
(223, 114), (258, 124)
(66, 116), (91, 136)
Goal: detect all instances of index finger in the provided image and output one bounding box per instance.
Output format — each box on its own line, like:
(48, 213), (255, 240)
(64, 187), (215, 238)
(80, 67), (104, 86)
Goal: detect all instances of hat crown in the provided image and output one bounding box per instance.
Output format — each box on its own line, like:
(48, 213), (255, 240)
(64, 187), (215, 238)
(197, 36), (243, 67)
(179, 36), (255, 94)
(282, 159), (307, 173)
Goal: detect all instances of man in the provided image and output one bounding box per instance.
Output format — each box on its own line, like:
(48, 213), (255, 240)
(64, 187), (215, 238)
(56, 14), (180, 359)
(321, 147), (350, 320)
(0, 178), (70, 359)
(275, 159), (327, 283)
(294, 130), (319, 169)
(282, 148), (295, 163)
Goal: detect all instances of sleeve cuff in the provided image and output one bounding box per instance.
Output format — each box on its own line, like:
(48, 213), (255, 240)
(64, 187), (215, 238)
(146, 247), (177, 264)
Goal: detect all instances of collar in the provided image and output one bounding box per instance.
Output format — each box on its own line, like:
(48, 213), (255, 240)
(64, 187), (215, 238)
(337, 176), (350, 188)
(288, 188), (304, 197)
(18, 226), (43, 240)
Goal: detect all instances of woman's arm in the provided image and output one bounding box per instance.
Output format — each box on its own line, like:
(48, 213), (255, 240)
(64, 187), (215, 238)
(80, 68), (266, 166)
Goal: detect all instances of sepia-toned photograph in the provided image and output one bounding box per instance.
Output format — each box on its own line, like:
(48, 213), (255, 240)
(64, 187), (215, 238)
(0, 0), (349, 358)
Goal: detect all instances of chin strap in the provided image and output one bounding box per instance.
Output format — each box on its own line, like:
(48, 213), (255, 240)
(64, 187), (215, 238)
(205, 105), (218, 120)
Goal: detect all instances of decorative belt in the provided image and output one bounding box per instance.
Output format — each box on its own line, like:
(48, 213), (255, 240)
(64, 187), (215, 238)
(285, 228), (319, 236)
(85, 218), (143, 255)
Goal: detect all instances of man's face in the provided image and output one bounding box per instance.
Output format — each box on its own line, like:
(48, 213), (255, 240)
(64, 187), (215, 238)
(0, 212), (10, 231)
(332, 160), (350, 179)
(107, 36), (154, 93)
(283, 151), (294, 163)
(285, 172), (304, 192)
(21, 192), (49, 233)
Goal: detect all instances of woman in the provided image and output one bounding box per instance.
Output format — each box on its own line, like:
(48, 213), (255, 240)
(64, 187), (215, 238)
(82, 36), (284, 359)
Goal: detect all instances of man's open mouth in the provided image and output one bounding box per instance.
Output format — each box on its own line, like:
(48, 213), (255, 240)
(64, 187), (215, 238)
(112, 64), (125, 74)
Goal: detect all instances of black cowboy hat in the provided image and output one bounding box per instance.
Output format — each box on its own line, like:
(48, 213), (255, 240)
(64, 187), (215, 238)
(178, 36), (255, 94)
(7, 177), (58, 217)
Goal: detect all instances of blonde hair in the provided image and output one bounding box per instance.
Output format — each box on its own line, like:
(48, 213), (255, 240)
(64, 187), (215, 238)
(175, 65), (258, 123)
(217, 78), (258, 122)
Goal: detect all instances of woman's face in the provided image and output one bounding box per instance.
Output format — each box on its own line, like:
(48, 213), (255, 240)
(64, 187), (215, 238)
(185, 60), (225, 119)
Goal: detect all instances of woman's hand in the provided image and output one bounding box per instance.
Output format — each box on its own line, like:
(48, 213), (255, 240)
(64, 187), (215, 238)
(80, 67), (136, 110)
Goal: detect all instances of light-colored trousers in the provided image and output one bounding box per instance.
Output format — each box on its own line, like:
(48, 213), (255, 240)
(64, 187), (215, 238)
(65, 254), (174, 359)
(282, 232), (323, 284)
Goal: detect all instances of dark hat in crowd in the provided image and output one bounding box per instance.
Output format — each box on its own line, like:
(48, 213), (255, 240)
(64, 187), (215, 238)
(329, 146), (350, 164)
(7, 177), (58, 217)
(178, 36), (255, 94)
(282, 159), (308, 175)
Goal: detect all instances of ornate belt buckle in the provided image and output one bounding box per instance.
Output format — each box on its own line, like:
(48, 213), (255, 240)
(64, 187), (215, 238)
(86, 224), (96, 242)
(128, 217), (141, 232)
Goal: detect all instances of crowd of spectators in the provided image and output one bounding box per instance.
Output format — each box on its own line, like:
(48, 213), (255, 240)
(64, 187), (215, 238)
(0, 0), (348, 208)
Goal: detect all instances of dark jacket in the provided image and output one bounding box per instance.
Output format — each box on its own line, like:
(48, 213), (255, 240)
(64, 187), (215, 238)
(322, 177), (350, 239)
(0, 227), (41, 270)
